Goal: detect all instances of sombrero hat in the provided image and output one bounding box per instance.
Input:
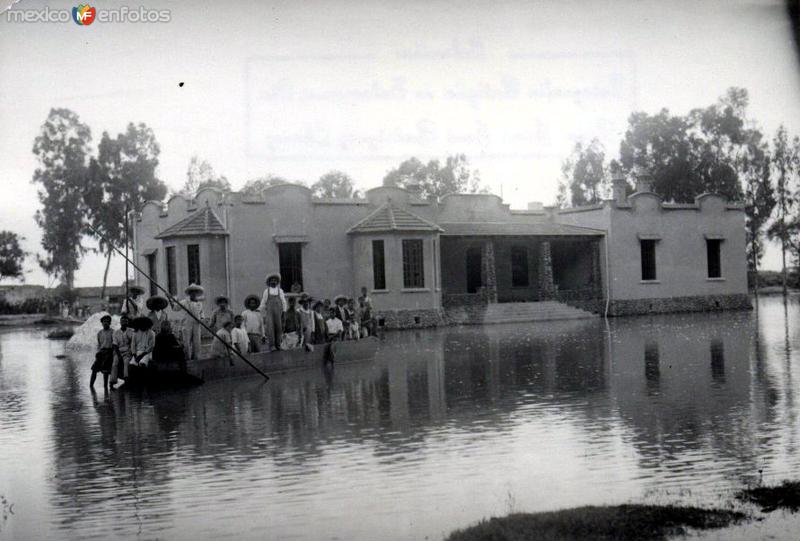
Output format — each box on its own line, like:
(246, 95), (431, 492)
(131, 316), (154, 331)
(244, 294), (260, 308)
(129, 284), (145, 295)
(333, 294), (347, 304)
(214, 295), (230, 305)
(146, 295), (169, 311)
(184, 283), (204, 295)
(265, 272), (281, 284)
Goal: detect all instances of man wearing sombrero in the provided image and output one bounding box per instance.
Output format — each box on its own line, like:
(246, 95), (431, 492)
(121, 284), (146, 316)
(171, 283), (205, 362)
(259, 273), (287, 351)
(145, 295), (170, 334)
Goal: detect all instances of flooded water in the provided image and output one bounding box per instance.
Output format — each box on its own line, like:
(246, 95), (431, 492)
(1, 296), (799, 540)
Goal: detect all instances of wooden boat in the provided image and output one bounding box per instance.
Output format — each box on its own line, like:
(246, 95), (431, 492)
(122, 337), (380, 387)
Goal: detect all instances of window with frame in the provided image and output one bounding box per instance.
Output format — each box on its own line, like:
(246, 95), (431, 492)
(278, 243), (303, 293)
(187, 244), (201, 285)
(402, 239), (425, 288)
(372, 240), (386, 290)
(146, 251), (158, 297)
(511, 246), (529, 287)
(166, 246), (177, 295)
(640, 239), (657, 281)
(706, 239), (722, 278)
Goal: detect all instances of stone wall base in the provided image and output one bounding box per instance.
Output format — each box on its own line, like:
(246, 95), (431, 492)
(375, 309), (445, 329)
(607, 293), (752, 317)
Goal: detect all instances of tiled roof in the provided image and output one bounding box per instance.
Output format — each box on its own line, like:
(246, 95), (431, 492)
(439, 222), (605, 237)
(348, 203), (443, 234)
(155, 206), (228, 238)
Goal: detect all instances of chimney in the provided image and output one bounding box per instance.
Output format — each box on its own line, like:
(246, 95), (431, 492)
(611, 173), (628, 206)
(635, 172), (654, 194)
(527, 201), (543, 211)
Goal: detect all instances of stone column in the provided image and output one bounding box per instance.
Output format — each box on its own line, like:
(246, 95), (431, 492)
(481, 239), (498, 303)
(538, 240), (556, 300)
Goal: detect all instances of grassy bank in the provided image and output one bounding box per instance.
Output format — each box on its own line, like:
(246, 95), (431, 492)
(737, 480), (800, 512)
(446, 504), (746, 541)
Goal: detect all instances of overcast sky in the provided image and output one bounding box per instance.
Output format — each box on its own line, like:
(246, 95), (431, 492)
(1, 0), (798, 287)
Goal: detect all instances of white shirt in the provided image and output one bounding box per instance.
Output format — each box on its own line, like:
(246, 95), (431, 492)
(325, 317), (343, 334)
(259, 286), (287, 312)
(231, 327), (249, 353)
(241, 309), (264, 336)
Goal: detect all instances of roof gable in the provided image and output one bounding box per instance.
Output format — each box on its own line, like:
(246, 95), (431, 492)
(348, 203), (443, 234)
(155, 205), (228, 239)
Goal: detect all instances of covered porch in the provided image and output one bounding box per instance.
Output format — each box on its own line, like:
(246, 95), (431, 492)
(438, 222), (605, 310)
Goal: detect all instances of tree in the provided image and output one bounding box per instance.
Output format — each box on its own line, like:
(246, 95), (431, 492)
(382, 154), (484, 199)
(181, 155), (230, 195)
(32, 108), (92, 288)
(311, 170), (360, 198)
(767, 125), (799, 294)
(558, 139), (608, 207)
(241, 174), (294, 195)
(86, 123), (168, 297)
(739, 130), (775, 286)
(0, 231), (26, 282)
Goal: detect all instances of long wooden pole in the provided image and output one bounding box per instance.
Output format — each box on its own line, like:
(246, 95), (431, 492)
(88, 222), (270, 382)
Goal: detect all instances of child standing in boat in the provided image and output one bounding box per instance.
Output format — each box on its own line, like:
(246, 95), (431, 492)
(325, 308), (344, 342)
(260, 273), (287, 351)
(231, 314), (249, 354)
(90, 314), (114, 390)
(242, 295), (265, 353)
(213, 320), (234, 364)
(281, 296), (302, 349)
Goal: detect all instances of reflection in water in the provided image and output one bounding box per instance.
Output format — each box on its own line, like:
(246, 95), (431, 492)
(0, 296), (799, 540)
(711, 339), (725, 384)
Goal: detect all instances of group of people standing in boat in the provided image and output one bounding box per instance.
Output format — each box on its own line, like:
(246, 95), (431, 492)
(94, 273), (376, 387)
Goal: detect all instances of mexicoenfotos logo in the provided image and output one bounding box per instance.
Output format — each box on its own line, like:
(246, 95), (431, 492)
(5, 5), (171, 24)
(73, 4), (96, 25)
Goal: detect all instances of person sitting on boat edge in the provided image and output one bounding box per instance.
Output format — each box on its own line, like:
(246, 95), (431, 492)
(213, 320), (235, 365)
(260, 273), (287, 351)
(129, 316), (156, 369)
(297, 294), (315, 349)
(281, 296), (302, 350)
(90, 314), (114, 391)
(152, 320), (185, 369)
(146, 295), (170, 334)
(209, 296), (235, 333)
(312, 301), (327, 344)
(121, 285), (146, 317)
(242, 295), (265, 353)
(172, 284), (205, 362)
(325, 307), (343, 342)
(231, 314), (249, 354)
(110, 314), (134, 389)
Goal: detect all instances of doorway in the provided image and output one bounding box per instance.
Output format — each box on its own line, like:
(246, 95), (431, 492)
(466, 247), (482, 293)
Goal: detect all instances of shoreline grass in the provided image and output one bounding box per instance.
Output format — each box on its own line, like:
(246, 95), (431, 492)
(445, 504), (747, 541)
